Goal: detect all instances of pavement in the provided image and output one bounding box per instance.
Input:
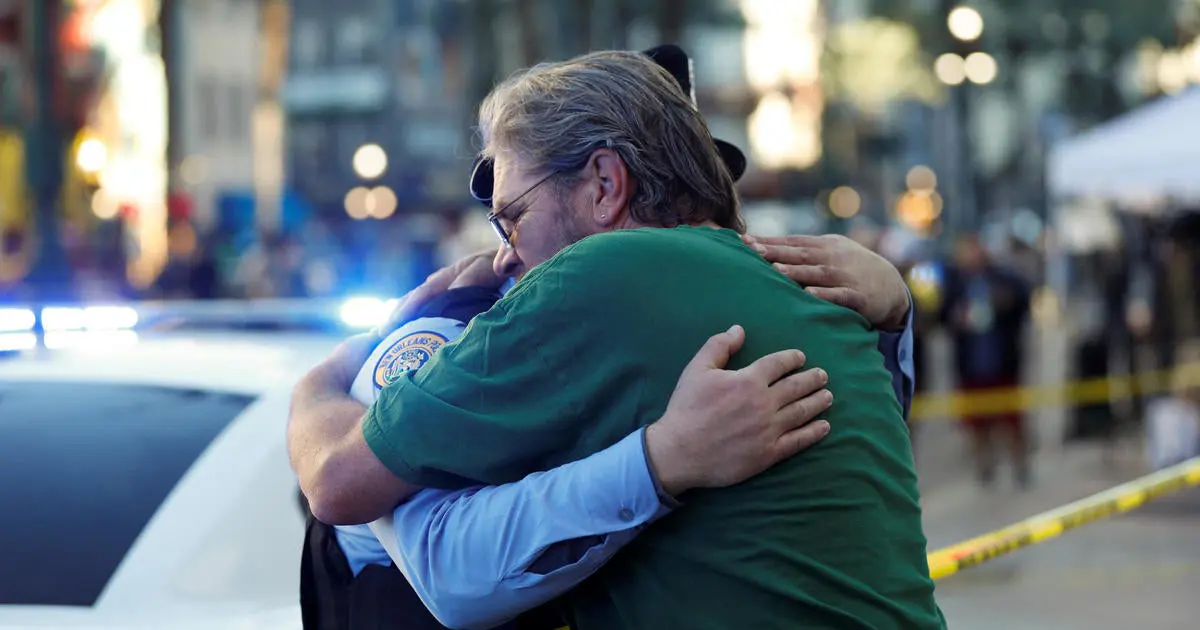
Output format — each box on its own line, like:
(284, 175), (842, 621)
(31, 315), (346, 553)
(910, 327), (1200, 629)
(921, 443), (1200, 630)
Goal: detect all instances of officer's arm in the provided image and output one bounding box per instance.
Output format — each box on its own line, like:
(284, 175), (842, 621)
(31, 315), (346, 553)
(876, 290), (916, 420)
(374, 427), (672, 630)
(290, 358), (417, 525)
(290, 287), (503, 526)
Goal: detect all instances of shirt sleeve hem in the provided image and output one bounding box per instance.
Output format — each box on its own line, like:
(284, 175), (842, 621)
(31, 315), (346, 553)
(362, 408), (423, 484)
(638, 427), (683, 514)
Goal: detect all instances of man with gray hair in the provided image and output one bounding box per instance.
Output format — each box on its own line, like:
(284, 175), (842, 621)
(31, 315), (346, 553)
(291, 50), (942, 629)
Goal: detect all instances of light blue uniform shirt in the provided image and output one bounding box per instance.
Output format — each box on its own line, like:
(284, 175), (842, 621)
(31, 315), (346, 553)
(336, 297), (916, 629)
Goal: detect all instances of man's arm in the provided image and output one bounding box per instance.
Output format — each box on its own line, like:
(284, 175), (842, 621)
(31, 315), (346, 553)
(289, 354), (418, 525)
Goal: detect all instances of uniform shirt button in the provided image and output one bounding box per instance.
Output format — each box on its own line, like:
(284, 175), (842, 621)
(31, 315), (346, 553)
(618, 508), (635, 523)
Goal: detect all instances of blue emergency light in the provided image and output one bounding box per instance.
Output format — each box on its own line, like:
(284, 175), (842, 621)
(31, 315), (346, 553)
(0, 296), (402, 356)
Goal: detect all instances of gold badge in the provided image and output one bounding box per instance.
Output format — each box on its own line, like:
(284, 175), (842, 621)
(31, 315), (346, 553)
(373, 331), (449, 388)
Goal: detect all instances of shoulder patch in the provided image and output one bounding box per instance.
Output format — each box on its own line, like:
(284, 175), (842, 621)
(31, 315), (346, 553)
(373, 330), (449, 389)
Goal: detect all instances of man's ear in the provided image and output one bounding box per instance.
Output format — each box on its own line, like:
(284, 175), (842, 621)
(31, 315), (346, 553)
(585, 148), (631, 228)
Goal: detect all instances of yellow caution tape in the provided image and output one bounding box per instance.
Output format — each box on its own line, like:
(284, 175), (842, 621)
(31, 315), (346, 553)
(910, 361), (1200, 422)
(926, 456), (1200, 581)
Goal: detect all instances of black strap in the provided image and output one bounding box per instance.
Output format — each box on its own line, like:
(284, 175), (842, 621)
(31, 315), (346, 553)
(301, 514), (456, 629)
(347, 564), (454, 630)
(300, 514), (354, 630)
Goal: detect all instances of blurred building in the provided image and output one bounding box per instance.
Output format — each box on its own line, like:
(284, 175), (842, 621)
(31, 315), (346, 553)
(283, 0), (469, 216)
(166, 0), (260, 234)
(281, 0), (477, 294)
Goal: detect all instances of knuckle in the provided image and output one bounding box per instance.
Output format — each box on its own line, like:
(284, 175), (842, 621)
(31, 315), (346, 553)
(797, 398), (819, 421)
(787, 349), (806, 368)
(785, 267), (810, 284)
(796, 427), (822, 448)
(767, 353), (789, 375)
(796, 370), (823, 394)
(792, 371), (819, 395)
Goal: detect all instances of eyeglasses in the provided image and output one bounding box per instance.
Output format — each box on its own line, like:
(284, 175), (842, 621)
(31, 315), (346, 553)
(486, 171), (557, 249)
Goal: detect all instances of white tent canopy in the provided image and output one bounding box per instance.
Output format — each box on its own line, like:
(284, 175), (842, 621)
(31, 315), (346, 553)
(1047, 86), (1200, 204)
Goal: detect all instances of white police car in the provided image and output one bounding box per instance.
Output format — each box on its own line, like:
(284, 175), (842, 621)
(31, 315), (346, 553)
(0, 299), (390, 629)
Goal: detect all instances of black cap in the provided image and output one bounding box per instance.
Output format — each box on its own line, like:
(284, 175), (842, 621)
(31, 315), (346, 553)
(470, 44), (748, 207)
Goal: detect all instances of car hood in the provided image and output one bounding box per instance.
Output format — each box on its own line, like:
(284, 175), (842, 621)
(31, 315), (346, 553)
(0, 604), (300, 630)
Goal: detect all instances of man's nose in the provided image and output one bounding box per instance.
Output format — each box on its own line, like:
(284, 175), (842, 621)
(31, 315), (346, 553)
(493, 246), (523, 279)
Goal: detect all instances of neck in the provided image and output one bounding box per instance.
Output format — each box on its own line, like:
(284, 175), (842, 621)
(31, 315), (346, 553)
(609, 215), (722, 231)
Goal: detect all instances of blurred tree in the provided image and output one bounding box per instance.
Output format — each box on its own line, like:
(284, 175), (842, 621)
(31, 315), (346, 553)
(822, 18), (942, 114)
(866, 0), (1178, 118)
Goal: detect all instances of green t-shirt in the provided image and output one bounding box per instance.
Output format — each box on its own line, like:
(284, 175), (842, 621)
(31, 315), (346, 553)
(364, 226), (944, 630)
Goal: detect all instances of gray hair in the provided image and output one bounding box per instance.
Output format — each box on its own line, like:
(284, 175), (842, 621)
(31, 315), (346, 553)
(477, 50), (744, 232)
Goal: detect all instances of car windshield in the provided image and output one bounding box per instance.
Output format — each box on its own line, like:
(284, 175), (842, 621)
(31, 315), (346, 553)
(0, 381), (254, 606)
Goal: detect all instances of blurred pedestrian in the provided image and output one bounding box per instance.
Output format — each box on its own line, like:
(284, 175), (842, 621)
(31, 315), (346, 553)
(941, 234), (1033, 488)
(1145, 343), (1200, 471)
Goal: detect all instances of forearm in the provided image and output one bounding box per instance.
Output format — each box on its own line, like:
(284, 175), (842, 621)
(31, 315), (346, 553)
(375, 428), (674, 629)
(289, 363), (419, 524)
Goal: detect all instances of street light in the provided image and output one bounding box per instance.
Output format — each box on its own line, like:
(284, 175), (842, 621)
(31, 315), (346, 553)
(828, 186), (862, 219)
(934, 53), (966, 85)
(906, 165), (938, 192)
(947, 6), (983, 42)
(963, 52), (998, 84)
(75, 138), (107, 175)
(344, 186), (370, 219)
(352, 143), (388, 180)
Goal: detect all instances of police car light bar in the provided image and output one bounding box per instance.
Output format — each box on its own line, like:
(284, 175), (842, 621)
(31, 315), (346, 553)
(339, 297), (398, 329)
(2, 298), (400, 345)
(131, 297), (399, 331)
(0, 307), (36, 333)
(0, 332), (37, 352)
(41, 306), (139, 331)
